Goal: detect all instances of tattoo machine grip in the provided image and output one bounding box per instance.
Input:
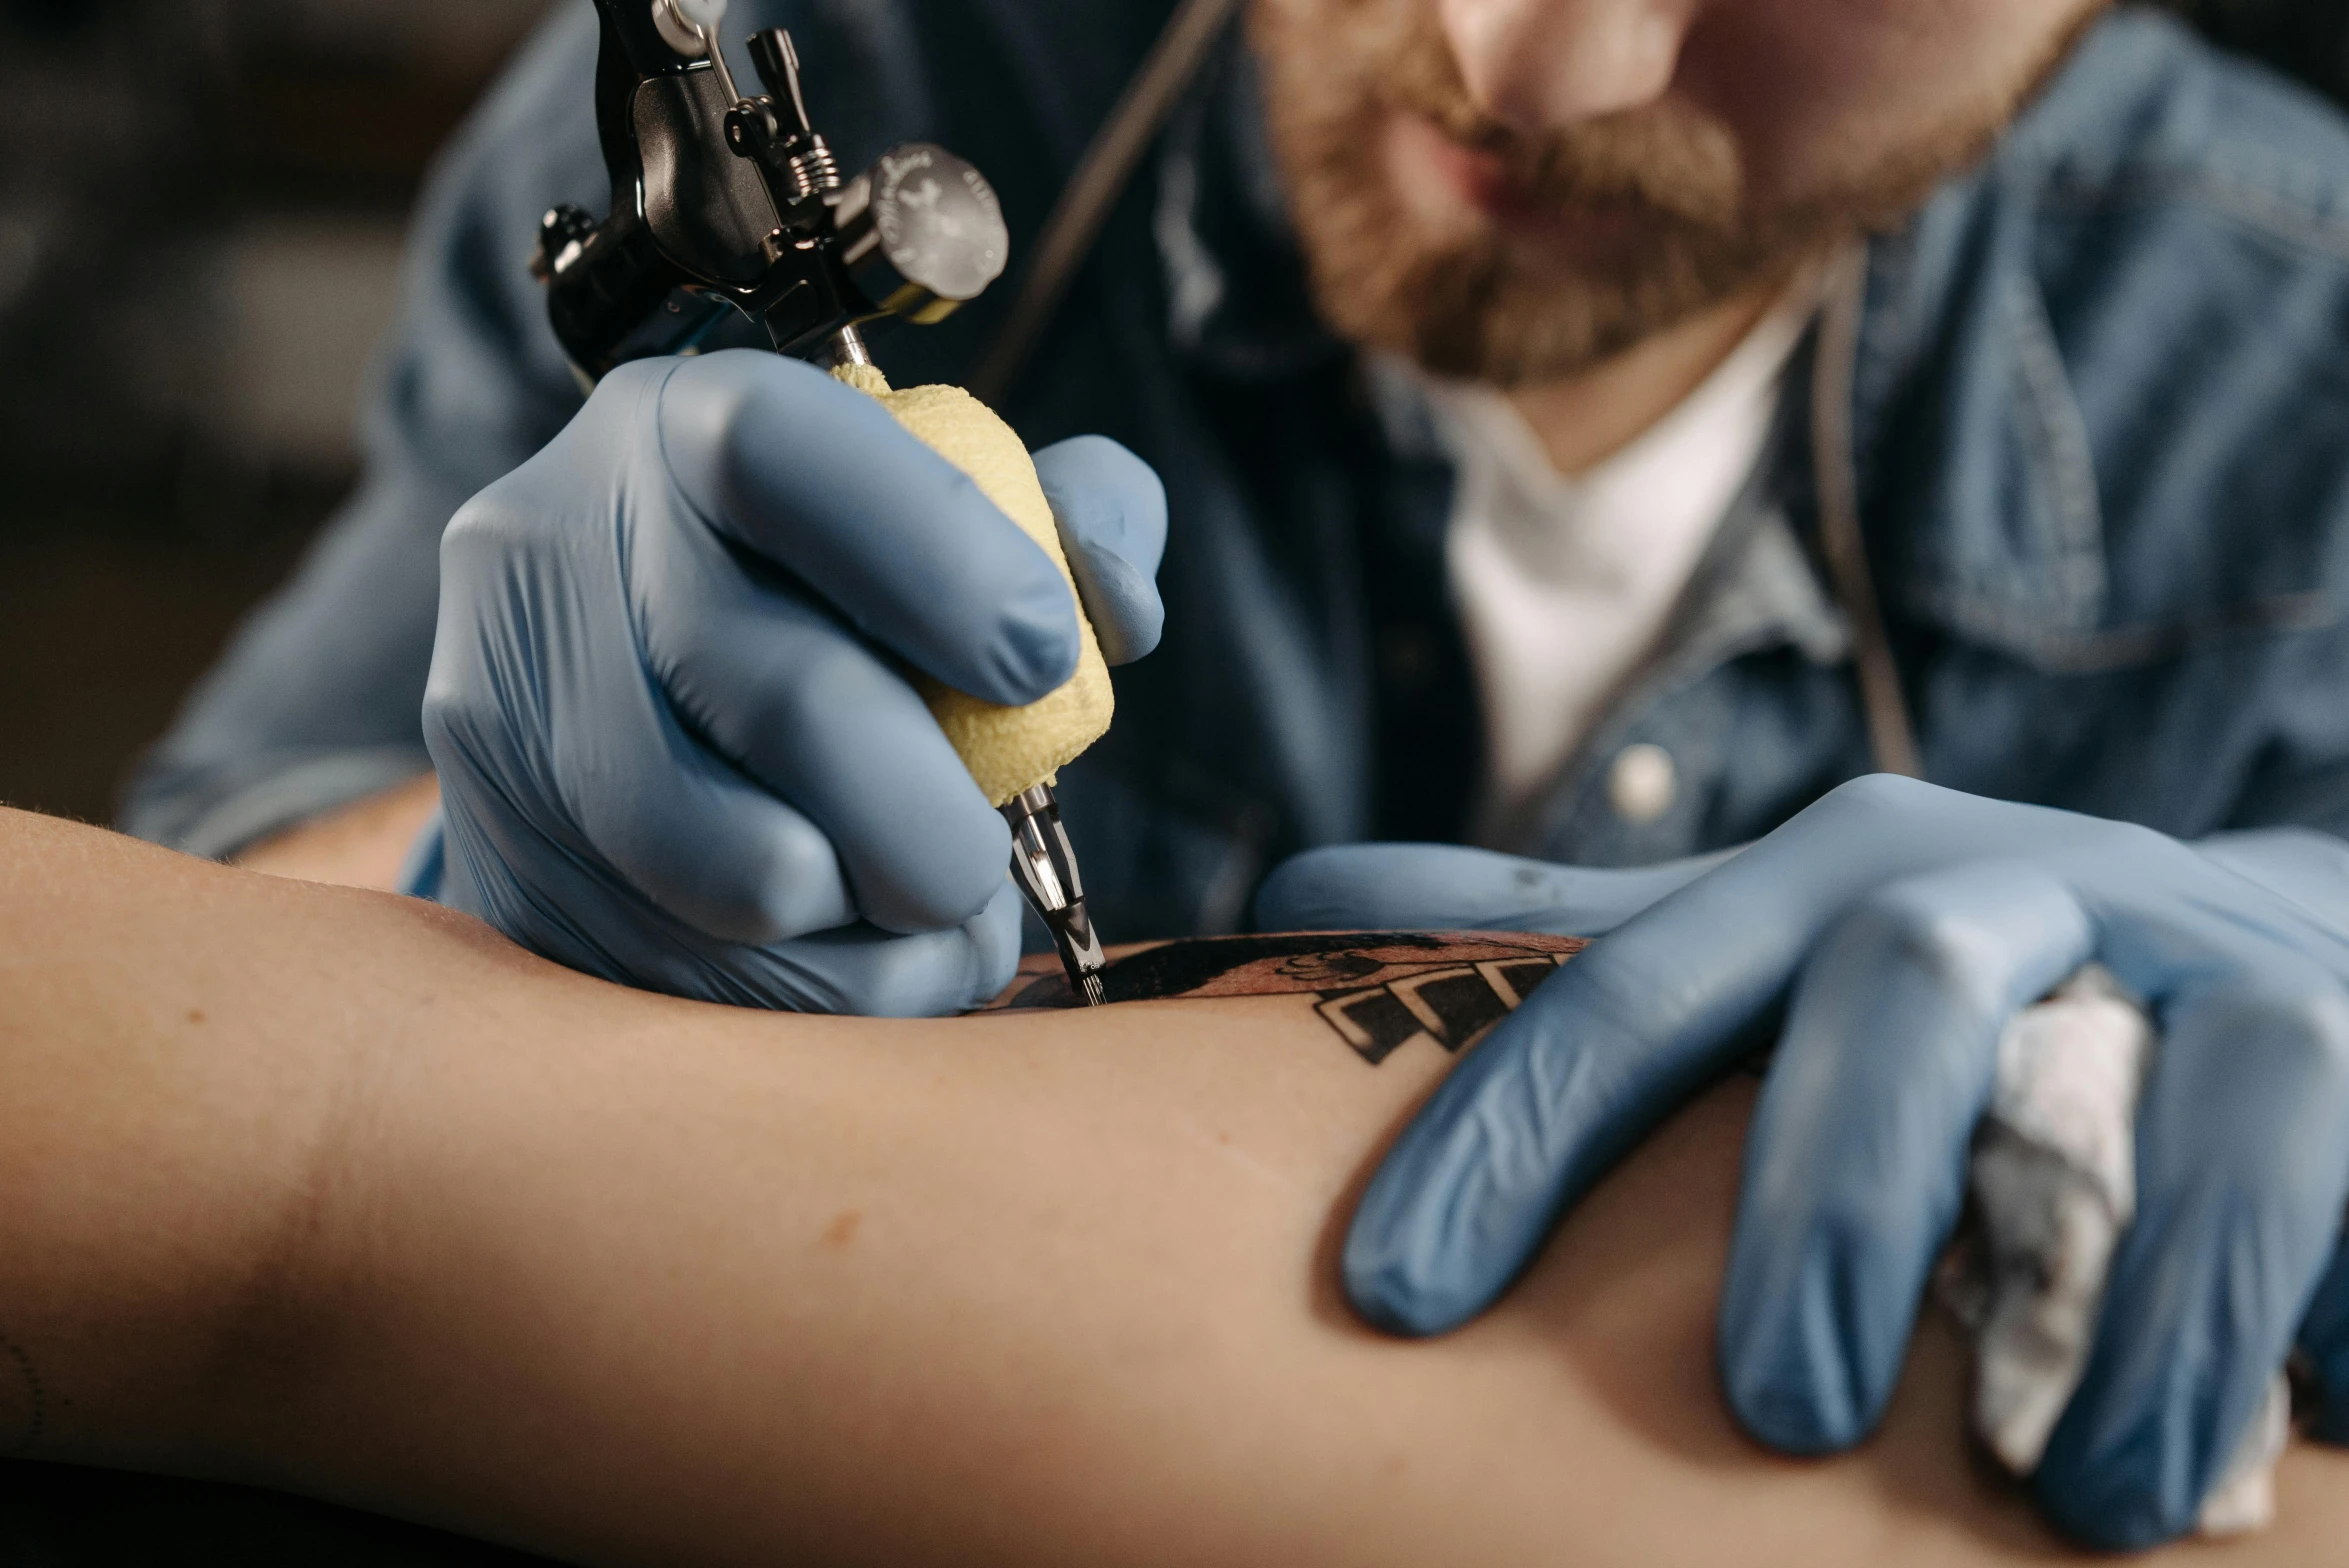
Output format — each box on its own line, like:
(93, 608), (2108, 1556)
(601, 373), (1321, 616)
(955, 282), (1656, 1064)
(833, 366), (1114, 1004)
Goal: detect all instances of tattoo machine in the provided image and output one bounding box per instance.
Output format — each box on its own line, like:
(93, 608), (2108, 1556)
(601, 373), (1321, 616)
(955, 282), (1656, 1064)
(535, 0), (1112, 1005)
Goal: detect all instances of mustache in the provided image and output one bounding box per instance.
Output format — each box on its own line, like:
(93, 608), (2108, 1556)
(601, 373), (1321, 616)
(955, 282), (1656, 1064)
(1365, 20), (1747, 228)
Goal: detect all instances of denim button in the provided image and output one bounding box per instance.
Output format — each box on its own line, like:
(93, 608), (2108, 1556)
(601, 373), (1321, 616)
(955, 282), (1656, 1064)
(1607, 743), (1677, 825)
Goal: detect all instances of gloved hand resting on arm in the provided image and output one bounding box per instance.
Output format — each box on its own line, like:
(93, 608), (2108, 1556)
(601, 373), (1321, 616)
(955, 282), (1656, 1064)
(414, 348), (1165, 1015)
(1256, 776), (2349, 1550)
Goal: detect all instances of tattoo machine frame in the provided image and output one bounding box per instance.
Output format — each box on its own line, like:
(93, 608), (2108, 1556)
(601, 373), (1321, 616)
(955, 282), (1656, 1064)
(536, 0), (1109, 1004)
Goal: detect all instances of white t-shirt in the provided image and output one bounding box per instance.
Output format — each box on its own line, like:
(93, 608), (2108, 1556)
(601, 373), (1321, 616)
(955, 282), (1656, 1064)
(1416, 288), (1820, 820)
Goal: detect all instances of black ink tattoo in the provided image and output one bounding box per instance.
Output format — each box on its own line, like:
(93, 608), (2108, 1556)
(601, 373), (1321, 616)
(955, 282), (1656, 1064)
(997, 930), (1584, 1065)
(0, 1331), (44, 1455)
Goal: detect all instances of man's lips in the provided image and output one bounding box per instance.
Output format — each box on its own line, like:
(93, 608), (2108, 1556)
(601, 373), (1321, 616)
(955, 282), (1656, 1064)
(1390, 112), (1660, 255)
(1414, 125), (1526, 214)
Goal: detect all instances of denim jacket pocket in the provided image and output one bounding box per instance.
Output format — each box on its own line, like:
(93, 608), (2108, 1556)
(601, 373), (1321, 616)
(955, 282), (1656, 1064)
(1884, 212), (2348, 677)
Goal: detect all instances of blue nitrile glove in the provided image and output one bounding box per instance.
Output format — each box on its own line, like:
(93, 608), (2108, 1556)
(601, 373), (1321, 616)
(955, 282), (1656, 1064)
(415, 349), (1166, 1015)
(1255, 776), (2349, 1550)
(1256, 840), (1736, 939)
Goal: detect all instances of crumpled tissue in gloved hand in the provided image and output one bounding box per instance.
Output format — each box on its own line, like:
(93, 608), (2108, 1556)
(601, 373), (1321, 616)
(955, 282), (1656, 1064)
(1937, 966), (2293, 1537)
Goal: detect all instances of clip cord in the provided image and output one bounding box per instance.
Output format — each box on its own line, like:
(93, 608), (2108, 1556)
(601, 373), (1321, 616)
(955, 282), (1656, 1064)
(968, 0), (1244, 403)
(1810, 246), (1922, 780)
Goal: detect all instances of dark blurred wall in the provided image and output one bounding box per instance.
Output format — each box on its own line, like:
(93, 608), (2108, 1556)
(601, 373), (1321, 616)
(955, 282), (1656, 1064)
(0, 0), (552, 826)
(2173, 0), (2349, 100)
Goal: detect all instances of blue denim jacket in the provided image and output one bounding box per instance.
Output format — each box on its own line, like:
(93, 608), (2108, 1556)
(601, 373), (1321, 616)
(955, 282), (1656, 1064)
(124, 3), (2349, 950)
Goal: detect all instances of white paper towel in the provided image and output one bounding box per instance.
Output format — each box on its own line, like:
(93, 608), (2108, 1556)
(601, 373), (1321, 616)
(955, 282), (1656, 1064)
(1936, 966), (2290, 1537)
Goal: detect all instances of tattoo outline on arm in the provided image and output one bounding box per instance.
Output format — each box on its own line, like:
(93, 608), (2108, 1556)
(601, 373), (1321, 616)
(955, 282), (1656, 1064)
(996, 931), (1585, 1065)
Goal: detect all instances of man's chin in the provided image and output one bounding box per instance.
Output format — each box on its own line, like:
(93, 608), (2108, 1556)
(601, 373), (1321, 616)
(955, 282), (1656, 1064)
(1490, 208), (1697, 287)
(1337, 239), (1784, 388)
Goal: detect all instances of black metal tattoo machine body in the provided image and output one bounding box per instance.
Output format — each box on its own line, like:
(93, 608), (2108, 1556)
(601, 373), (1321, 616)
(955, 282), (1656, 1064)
(536, 0), (1109, 1005)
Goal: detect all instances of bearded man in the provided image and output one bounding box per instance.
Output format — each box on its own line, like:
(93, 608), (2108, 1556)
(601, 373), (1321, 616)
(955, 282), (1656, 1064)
(125, 0), (2349, 1547)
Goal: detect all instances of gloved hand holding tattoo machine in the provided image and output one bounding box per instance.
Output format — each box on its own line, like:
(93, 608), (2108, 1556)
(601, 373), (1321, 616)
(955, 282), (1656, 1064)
(407, 0), (1164, 1011)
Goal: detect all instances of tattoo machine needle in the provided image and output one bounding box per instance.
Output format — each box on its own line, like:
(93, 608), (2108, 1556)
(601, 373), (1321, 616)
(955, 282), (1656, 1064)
(533, 0), (1112, 1005)
(1004, 785), (1108, 1006)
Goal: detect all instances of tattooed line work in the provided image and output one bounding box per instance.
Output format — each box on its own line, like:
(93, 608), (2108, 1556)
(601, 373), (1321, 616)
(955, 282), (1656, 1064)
(998, 931), (1585, 1064)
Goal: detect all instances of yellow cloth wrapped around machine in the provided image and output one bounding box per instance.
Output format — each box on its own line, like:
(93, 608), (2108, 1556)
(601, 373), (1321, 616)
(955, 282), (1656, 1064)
(833, 363), (1114, 807)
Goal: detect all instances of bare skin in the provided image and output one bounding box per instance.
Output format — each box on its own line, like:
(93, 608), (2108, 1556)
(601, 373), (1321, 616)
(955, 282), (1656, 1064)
(230, 772), (439, 890)
(6, 805), (2346, 1565)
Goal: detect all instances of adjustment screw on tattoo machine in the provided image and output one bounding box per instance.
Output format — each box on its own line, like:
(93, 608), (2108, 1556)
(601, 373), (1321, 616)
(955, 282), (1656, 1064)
(536, 0), (1113, 1003)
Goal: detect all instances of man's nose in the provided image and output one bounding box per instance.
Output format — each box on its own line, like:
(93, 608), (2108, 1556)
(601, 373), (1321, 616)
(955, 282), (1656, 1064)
(1437, 0), (1694, 130)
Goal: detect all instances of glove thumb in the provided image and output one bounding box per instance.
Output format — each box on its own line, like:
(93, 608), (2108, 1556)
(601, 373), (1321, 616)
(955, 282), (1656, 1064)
(1253, 843), (1739, 938)
(398, 805), (449, 902)
(1034, 435), (1167, 666)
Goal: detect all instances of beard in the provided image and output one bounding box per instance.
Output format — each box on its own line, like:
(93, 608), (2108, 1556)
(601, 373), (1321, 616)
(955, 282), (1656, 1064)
(1252, 0), (2075, 386)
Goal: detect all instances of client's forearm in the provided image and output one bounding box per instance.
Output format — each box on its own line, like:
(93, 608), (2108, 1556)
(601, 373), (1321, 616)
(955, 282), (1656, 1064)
(7, 808), (2346, 1567)
(284, 943), (1508, 1566)
(0, 809), (444, 1471)
(3, 809), (1482, 1560)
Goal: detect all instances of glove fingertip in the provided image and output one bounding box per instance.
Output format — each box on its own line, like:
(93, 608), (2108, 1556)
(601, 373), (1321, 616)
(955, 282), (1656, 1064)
(850, 812), (1015, 938)
(2030, 1457), (2190, 1552)
(1339, 1075), (1540, 1337)
(1715, 1240), (1883, 1458)
(1341, 1202), (1492, 1338)
(964, 881), (1027, 1009)
(1066, 547), (1164, 666)
(1718, 1356), (1870, 1458)
(1037, 436), (1167, 668)
(968, 577), (1083, 706)
(1034, 434), (1169, 574)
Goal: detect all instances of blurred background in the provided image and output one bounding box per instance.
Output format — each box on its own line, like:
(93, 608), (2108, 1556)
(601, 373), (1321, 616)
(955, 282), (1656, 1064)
(0, 0), (553, 826)
(0, 0), (2345, 831)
